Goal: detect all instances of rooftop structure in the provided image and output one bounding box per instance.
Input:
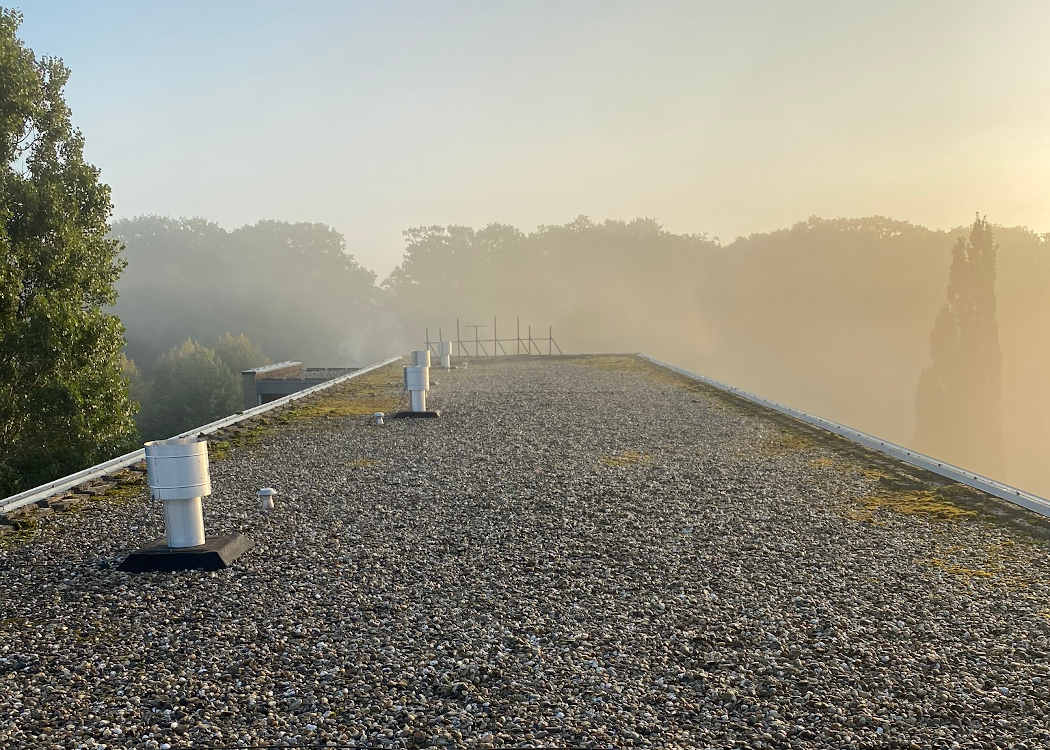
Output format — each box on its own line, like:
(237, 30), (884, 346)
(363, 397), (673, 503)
(1, 355), (1049, 747)
(241, 362), (360, 410)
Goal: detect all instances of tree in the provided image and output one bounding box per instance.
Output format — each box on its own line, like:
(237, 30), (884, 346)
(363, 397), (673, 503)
(213, 332), (270, 375)
(137, 339), (239, 440)
(382, 217), (719, 354)
(112, 218), (385, 366)
(0, 10), (136, 497)
(915, 215), (1004, 477)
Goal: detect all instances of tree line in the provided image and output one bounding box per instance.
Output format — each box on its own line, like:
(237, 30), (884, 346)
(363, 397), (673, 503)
(100, 212), (1050, 502)
(4, 9), (1049, 500)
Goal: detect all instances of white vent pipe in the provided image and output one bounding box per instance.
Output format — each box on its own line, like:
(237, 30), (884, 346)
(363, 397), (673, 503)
(144, 438), (209, 548)
(258, 487), (276, 512)
(373, 411), (385, 425)
(411, 349), (431, 368)
(438, 341), (451, 370)
(404, 365), (429, 412)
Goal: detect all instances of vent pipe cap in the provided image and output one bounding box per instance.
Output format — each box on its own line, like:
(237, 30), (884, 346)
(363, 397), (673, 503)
(404, 365), (429, 391)
(411, 349), (431, 367)
(258, 487), (277, 511)
(144, 437), (211, 501)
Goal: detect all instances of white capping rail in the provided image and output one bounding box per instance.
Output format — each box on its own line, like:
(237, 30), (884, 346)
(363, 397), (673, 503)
(0, 355), (404, 516)
(639, 353), (1050, 519)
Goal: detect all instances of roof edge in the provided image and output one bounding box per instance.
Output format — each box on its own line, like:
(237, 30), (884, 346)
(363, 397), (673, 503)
(0, 355), (403, 516)
(639, 353), (1050, 520)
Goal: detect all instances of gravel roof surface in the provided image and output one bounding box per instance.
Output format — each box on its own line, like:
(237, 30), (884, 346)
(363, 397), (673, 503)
(2, 354), (1050, 750)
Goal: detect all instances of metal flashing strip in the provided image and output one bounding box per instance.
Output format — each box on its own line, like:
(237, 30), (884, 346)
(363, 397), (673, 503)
(0, 355), (403, 516)
(242, 360), (303, 374)
(639, 353), (1050, 519)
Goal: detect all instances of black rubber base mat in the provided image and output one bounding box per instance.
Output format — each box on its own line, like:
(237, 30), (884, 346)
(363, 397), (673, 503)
(119, 534), (254, 572)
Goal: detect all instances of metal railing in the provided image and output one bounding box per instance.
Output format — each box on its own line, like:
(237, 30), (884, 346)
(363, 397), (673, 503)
(0, 355), (403, 516)
(425, 317), (562, 357)
(640, 354), (1050, 519)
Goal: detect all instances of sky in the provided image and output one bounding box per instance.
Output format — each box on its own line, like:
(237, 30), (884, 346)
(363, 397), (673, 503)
(17, 0), (1050, 276)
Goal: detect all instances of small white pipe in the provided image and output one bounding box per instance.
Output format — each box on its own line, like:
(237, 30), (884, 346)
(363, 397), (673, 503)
(163, 497), (206, 547)
(373, 412), (385, 425)
(258, 487), (277, 512)
(404, 365), (429, 412)
(411, 349), (431, 367)
(439, 341), (451, 370)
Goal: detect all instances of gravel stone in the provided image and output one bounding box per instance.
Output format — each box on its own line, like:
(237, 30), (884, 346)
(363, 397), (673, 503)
(1, 355), (1049, 749)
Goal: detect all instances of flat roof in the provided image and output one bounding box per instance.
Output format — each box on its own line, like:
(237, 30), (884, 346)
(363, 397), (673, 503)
(2, 355), (1049, 747)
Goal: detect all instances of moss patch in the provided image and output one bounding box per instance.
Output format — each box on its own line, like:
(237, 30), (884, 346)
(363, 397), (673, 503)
(209, 364), (404, 461)
(99, 482), (146, 506)
(209, 440), (232, 460)
(923, 539), (1042, 589)
(859, 467), (892, 481)
(599, 450), (651, 468)
(207, 426), (269, 462)
(855, 488), (978, 522)
(758, 429), (813, 457)
(563, 355), (704, 389)
(0, 515), (41, 548)
(925, 558), (996, 579)
(281, 366), (404, 420)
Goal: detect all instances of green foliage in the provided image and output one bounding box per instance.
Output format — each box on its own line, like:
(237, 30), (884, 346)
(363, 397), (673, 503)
(136, 338), (239, 440)
(0, 10), (136, 497)
(213, 331), (270, 375)
(133, 331), (269, 441)
(120, 353), (148, 409)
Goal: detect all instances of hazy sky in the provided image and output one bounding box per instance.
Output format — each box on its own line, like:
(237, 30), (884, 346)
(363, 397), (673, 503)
(19, 0), (1050, 275)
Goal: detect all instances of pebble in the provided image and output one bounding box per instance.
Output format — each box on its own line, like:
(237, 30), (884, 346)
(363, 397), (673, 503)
(0, 356), (1048, 748)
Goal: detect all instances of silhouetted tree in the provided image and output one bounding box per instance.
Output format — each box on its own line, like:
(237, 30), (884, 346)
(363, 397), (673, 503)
(915, 215), (1004, 476)
(0, 10), (136, 496)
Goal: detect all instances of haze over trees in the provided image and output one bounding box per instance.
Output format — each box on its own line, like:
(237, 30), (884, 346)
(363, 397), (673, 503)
(99, 211), (1050, 499)
(915, 216), (1004, 476)
(112, 216), (389, 369)
(135, 338), (240, 441)
(381, 215), (1045, 493)
(131, 333), (271, 441)
(1, 1), (1047, 503)
(0, 10), (135, 497)
(109, 216), (395, 444)
(384, 217), (719, 356)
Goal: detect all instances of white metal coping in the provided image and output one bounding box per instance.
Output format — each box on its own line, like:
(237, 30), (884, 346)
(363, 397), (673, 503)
(242, 360), (303, 374)
(639, 353), (1050, 520)
(0, 355), (404, 516)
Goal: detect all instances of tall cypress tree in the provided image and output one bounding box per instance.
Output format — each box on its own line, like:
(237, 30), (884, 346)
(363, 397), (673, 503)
(0, 9), (136, 496)
(915, 215), (1004, 477)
